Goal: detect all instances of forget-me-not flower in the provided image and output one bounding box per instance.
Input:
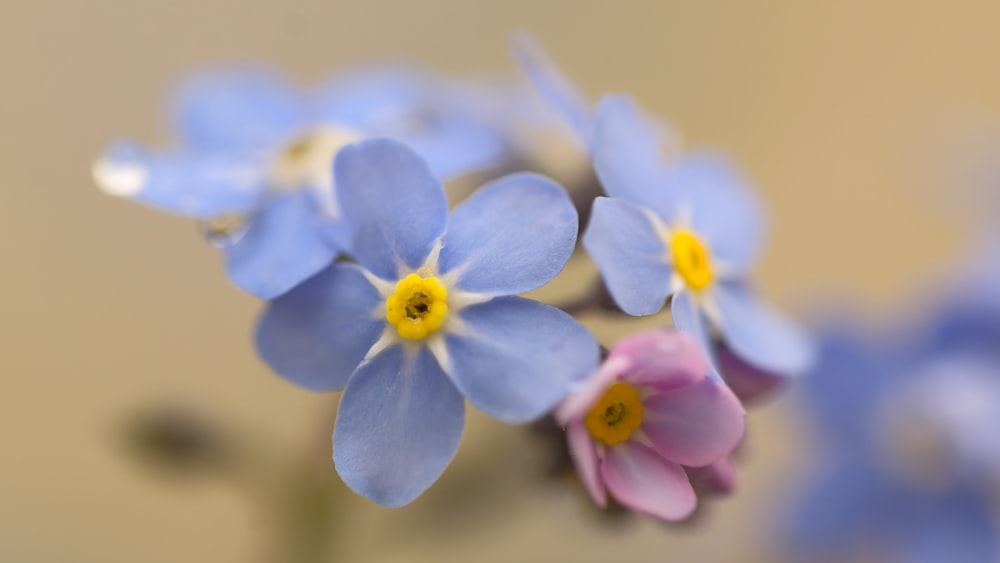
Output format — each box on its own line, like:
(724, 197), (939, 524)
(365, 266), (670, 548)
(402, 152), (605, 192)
(787, 291), (1000, 563)
(512, 36), (814, 384)
(93, 65), (506, 299)
(557, 328), (744, 521)
(255, 138), (599, 506)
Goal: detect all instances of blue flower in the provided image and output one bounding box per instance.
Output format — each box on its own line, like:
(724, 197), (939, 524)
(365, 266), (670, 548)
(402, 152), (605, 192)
(788, 293), (1000, 563)
(512, 37), (814, 385)
(255, 138), (599, 506)
(93, 65), (507, 299)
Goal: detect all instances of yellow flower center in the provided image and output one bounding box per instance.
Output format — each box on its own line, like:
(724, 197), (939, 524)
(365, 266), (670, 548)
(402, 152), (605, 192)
(670, 230), (714, 291)
(385, 274), (449, 340)
(584, 382), (644, 446)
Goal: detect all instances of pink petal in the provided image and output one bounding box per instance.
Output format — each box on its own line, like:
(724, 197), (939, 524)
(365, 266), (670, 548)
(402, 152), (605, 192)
(717, 344), (785, 403)
(556, 354), (629, 424)
(601, 441), (697, 521)
(685, 455), (737, 496)
(566, 421), (606, 507)
(615, 328), (708, 390)
(641, 378), (745, 467)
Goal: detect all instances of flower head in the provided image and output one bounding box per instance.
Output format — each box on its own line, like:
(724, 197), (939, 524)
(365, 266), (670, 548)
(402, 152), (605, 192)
(556, 328), (744, 521)
(512, 37), (814, 386)
(93, 65), (507, 299)
(255, 138), (599, 506)
(788, 290), (1000, 562)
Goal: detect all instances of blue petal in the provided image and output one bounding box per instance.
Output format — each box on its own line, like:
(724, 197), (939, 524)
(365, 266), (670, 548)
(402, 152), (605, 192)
(509, 33), (593, 147)
(318, 65), (428, 130)
(93, 140), (265, 218)
(904, 492), (999, 563)
(670, 290), (724, 382)
(255, 264), (383, 392)
(439, 173), (577, 295)
(713, 283), (815, 376)
(334, 139), (448, 280)
(171, 67), (308, 151)
(334, 345), (464, 507)
(444, 297), (598, 422)
(592, 95), (675, 215)
(224, 192), (340, 299)
(582, 197), (672, 315)
(666, 152), (766, 272)
(404, 119), (508, 181)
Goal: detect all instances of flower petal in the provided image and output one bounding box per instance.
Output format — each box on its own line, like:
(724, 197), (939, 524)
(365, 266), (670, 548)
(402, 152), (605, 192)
(255, 264), (383, 392)
(333, 345), (464, 507)
(642, 378), (745, 467)
(614, 328), (709, 390)
(225, 192), (339, 299)
(171, 67), (307, 151)
(509, 34), (593, 148)
(713, 284), (815, 376)
(443, 296), (599, 422)
(405, 119), (508, 181)
(566, 421), (606, 507)
(716, 344), (786, 403)
(665, 151), (765, 272)
(93, 140), (264, 218)
(592, 95), (674, 214)
(439, 173), (577, 295)
(582, 197), (672, 316)
(334, 139), (448, 280)
(601, 441), (697, 521)
(670, 290), (724, 381)
(685, 455), (737, 496)
(905, 492), (999, 563)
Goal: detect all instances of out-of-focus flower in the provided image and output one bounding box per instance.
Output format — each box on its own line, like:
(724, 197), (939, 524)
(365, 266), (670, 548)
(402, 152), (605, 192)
(256, 139), (598, 506)
(512, 37), (814, 389)
(556, 328), (744, 521)
(93, 65), (506, 299)
(787, 289), (1000, 563)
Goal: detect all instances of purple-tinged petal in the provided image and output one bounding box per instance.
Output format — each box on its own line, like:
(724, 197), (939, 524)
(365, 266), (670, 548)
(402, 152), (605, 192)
(334, 139), (448, 280)
(225, 192), (339, 299)
(439, 173), (577, 295)
(255, 264), (383, 392)
(566, 421), (606, 507)
(592, 95), (674, 214)
(171, 67), (308, 151)
(666, 152), (765, 273)
(93, 140), (264, 218)
(717, 344), (786, 404)
(601, 441), (697, 521)
(671, 290), (724, 382)
(556, 354), (630, 426)
(509, 34), (593, 148)
(685, 455), (737, 496)
(615, 328), (709, 390)
(713, 284), (815, 376)
(642, 378), (745, 467)
(444, 297), (599, 422)
(334, 345), (464, 507)
(583, 197), (672, 316)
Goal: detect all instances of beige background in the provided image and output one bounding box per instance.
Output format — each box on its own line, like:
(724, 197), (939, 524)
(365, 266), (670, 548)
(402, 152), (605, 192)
(3, 0), (998, 561)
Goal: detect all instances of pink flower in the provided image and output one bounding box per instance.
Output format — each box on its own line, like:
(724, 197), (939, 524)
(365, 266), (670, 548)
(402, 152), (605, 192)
(556, 328), (746, 520)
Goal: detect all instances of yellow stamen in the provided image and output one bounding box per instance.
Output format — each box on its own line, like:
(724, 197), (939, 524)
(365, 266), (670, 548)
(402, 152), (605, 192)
(385, 274), (449, 340)
(670, 230), (714, 291)
(584, 382), (644, 446)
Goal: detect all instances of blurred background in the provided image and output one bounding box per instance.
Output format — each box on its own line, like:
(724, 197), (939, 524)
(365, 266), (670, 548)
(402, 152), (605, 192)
(3, 0), (1000, 561)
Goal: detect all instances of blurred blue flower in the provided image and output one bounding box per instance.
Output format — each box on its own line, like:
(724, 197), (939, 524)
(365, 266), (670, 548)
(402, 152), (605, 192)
(512, 36), (814, 387)
(788, 289), (1000, 563)
(93, 65), (506, 299)
(255, 138), (599, 506)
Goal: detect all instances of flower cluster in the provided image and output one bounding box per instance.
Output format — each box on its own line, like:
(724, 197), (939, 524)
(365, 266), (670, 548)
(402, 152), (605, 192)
(786, 254), (1000, 562)
(94, 37), (813, 516)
